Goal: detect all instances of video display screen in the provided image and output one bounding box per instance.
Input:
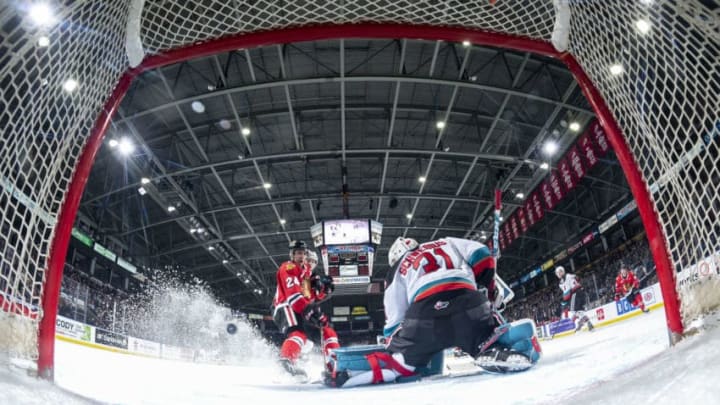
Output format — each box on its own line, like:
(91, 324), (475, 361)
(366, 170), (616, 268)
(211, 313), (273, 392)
(323, 219), (370, 245)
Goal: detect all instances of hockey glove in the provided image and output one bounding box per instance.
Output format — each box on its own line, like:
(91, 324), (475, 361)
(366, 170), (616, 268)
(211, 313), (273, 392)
(614, 292), (621, 302)
(302, 302), (329, 328)
(312, 274), (335, 295)
(489, 285), (505, 312)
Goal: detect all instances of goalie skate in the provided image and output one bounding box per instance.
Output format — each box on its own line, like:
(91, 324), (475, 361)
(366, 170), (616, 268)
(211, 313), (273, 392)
(473, 348), (533, 374)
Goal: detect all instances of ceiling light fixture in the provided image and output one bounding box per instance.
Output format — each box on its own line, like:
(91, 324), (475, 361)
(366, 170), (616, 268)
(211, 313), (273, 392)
(37, 36), (50, 47)
(542, 140), (559, 156)
(610, 64), (624, 76)
(191, 101), (205, 113)
(62, 78), (78, 93)
(635, 19), (651, 34)
(29, 3), (56, 26)
(118, 137), (135, 155)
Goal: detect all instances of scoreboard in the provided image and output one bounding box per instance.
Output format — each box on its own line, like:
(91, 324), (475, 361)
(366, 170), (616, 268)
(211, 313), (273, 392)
(310, 219), (383, 286)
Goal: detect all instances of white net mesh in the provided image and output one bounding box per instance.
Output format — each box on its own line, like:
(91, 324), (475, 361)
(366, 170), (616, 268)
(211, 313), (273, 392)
(567, 1), (720, 321)
(0, 0), (717, 363)
(0, 1), (130, 360)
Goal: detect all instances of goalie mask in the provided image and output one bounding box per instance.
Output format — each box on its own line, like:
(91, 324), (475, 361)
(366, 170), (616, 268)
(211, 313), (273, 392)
(554, 266), (566, 279)
(388, 237), (419, 267)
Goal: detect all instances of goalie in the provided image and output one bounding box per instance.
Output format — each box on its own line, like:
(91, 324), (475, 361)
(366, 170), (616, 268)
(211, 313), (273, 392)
(615, 264), (649, 313)
(323, 236), (541, 388)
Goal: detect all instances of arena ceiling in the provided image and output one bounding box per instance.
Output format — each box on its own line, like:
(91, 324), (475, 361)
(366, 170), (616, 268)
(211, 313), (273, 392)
(77, 38), (632, 311)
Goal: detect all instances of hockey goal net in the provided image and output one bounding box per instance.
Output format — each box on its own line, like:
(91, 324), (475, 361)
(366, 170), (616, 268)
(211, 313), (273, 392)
(0, 0), (717, 377)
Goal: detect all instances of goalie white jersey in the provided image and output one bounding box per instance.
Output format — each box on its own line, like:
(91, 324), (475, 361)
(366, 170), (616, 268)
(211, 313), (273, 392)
(383, 237), (495, 337)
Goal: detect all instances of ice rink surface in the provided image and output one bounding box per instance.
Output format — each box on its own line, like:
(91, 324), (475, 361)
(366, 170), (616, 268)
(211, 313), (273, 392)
(2, 309), (720, 404)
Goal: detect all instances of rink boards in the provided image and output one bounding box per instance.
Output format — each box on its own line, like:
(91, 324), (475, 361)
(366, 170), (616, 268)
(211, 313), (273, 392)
(537, 282), (665, 339)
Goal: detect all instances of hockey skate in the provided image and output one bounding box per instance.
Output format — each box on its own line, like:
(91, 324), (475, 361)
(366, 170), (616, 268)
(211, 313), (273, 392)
(279, 358), (308, 381)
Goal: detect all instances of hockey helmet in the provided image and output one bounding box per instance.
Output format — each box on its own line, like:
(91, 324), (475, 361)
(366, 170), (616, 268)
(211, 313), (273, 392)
(388, 237), (419, 267)
(554, 266), (566, 278)
(619, 263), (630, 274)
(306, 250), (319, 267)
(289, 240), (307, 259)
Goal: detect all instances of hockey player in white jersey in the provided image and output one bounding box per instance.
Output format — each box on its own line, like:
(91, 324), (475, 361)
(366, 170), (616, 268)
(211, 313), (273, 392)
(324, 236), (541, 387)
(555, 266), (594, 332)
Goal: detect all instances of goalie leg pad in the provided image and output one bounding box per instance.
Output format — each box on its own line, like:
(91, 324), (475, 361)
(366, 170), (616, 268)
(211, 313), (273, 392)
(496, 319), (542, 363)
(324, 345), (443, 387)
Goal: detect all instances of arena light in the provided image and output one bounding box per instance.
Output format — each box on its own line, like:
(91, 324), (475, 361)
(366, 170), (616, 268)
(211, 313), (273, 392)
(218, 119), (231, 130)
(167, 205), (176, 213)
(244, 279), (250, 284)
(569, 122), (581, 132)
(280, 218), (286, 225)
(222, 259), (228, 264)
(137, 187), (147, 196)
(62, 78), (79, 93)
(108, 139), (119, 148)
(208, 246), (215, 251)
(241, 127), (251, 136)
(189, 228), (197, 234)
(515, 192), (525, 199)
(140, 177), (150, 184)
(37, 36), (50, 47)
(542, 140), (559, 156)
(635, 19), (651, 35)
(406, 213), (413, 220)
(418, 176), (426, 183)
(191, 101), (205, 113)
(263, 182), (272, 189)
(118, 137), (134, 155)
(540, 162), (550, 170)
(610, 64), (624, 76)
(436, 121), (446, 130)
(462, 40), (471, 47)
(29, 3), (56, 26)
